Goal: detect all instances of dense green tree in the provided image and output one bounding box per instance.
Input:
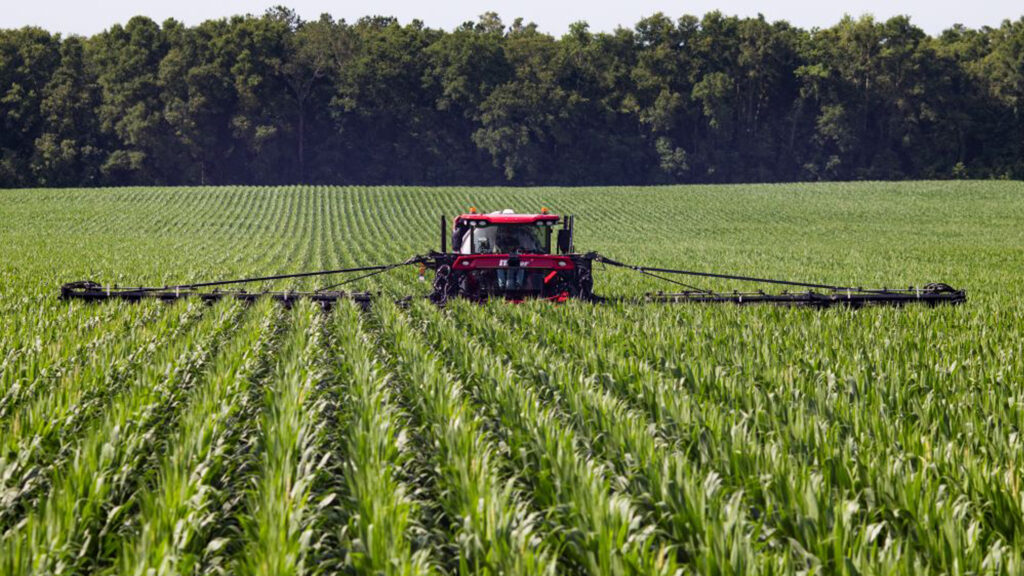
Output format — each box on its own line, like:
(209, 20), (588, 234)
(553, 22), (647, 184)
(32, 36), (101, 186)
(155, 18), (238, 184)
(473, 23), (572, 183)
(981, 18), (1024, 177)
(330, 17), (441, 183)
(279, 13), (337, 182)
(0, 27), (60, 187)
(424, 13), (511, 183)
(220, 13), (296, 184)
(630, 13), (699, 182)
(87, 17), (186, 184)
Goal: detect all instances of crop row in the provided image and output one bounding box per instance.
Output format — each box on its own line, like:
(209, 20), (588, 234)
(3, 300), (241, 573)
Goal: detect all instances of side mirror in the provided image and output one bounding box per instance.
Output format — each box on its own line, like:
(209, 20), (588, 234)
(557, 229), (572, 254)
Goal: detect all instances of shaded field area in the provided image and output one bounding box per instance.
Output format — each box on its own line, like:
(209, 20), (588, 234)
(1, 181), (1023, 574)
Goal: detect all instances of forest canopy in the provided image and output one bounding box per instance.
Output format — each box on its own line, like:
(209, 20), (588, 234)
(1, 8), (1023, 187)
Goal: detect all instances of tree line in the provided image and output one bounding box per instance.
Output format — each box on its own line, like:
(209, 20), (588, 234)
(2, 8), (1023, 187)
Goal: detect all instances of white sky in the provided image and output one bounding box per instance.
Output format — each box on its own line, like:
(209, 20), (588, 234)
(2, 0), (1021, 37)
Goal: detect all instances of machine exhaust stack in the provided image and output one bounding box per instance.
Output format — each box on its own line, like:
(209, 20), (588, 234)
(557, 215), (574, 254)
(440, 214), (447, 253)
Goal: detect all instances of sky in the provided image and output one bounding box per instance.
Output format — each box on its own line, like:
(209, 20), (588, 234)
(2, 0), (1021, 37)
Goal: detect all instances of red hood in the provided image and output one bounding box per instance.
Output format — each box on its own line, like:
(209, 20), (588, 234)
(456, 213), (559, 225)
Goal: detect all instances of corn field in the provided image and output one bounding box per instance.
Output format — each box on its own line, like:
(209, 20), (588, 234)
(1, 182), (1023, 575)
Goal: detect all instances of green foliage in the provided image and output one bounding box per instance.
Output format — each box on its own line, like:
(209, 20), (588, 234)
(2, 12), (1024, 185)
(0, 182), (1022, 574)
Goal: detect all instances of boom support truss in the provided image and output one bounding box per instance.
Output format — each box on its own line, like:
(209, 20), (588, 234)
(590, 255), (966, 308)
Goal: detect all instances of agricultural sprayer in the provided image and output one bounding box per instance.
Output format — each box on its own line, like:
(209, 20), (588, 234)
(61, 209), (966, 309)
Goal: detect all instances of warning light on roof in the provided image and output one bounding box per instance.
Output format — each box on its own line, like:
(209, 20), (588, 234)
(541, 207), (549, 214)
(469, 206), (477, 214)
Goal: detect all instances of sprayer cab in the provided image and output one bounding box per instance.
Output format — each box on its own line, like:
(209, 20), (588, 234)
(449, 209), (571, 255)
(434, 209), (585, 301)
